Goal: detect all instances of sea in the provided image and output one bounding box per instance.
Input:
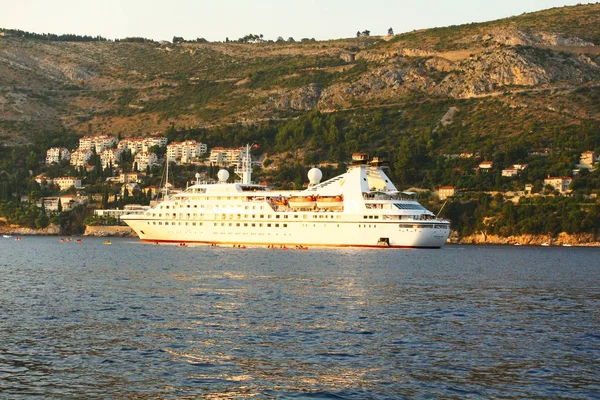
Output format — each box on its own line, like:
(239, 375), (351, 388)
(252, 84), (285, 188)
(0, 237), (598, 399)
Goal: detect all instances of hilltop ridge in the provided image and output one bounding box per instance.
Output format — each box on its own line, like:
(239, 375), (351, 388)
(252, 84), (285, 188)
(0, 3), (599, 151)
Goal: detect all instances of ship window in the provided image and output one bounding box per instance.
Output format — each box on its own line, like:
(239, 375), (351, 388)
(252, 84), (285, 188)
(276, 215), (280, 219)
(283, 224), (287, 227)
(159, 222), (162, 225)
(267, 223), (271, 227)
(193, 222), (196, 226)
(236, 223), (240, 227)
(259, 223), (263, 227)
(260, 215), (264, 218)
(229, 223), (232, 226)
(252, 223), (256, 227)
(252, 215), (256, 218)
(284, 215), (288, 219)
(187, 205), (190, 208)
(244, 223), (248, 227)
(275, 224), (279, 227)
(166, 206), (169, 209)
(221, 223), (225, 226)
(194, 205), (197, 208)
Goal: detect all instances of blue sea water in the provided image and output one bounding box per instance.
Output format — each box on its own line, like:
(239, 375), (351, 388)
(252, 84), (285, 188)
(0, 237), (599, 398)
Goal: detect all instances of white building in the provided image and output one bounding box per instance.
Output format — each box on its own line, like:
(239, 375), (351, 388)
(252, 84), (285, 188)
(70, 149), (93, 167)
(39, 195), (86, 212)
(118, 137), (168, 155)
(79, 135), (118, 153)
(579, 151), (596, 170)
(100, 148), (123, 169)
(54, 176), (82, 191)
(143, 136), (168, 151)
(167, 140), (207, 164)
(479, 161), (493, 171)
(45, 147), (71, 164)
(502, 168), (519, 177)
(209, 147), (242, 167)
(544, 176), (572, 194)
(94, 204), (150, 220)
(438, 186), (455, 200)
(120, 172), (144, 183)
(134, 152), (159, 171)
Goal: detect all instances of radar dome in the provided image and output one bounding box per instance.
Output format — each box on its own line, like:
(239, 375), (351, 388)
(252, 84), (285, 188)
(217, 169), (230, 182)
(308, 168), (323, 185)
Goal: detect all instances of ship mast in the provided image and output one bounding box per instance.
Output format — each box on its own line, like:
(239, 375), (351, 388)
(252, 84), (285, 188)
(235, 144), (252, 184)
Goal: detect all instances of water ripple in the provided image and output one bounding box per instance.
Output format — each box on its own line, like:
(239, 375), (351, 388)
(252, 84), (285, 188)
(0, 238), (599, 398)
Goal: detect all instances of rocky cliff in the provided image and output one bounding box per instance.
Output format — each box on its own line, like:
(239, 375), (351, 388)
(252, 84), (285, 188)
(451, 231), (600, 246)
(1, 4), (599, 143)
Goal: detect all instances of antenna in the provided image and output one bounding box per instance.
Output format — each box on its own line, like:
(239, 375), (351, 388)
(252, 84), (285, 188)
(436, 200), (448, 218)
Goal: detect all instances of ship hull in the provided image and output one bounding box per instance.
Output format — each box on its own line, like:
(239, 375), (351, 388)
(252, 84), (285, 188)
(124, 217), (449, 248)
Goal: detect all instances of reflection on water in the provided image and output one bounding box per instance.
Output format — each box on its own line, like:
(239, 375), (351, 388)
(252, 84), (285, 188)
(0, 237), (599, 398)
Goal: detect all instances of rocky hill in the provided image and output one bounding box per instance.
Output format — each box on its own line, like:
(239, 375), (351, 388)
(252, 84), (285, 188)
(0, 3), (599, 149)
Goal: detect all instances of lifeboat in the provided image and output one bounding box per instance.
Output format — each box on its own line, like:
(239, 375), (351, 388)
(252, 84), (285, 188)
(271, 197), (288, 207)
(316, 195), (343, 209)
(288, 195), (316, 209)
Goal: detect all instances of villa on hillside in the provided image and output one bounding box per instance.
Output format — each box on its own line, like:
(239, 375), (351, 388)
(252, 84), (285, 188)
(438, 186), (455, 200)
(544, 176), (572, 194)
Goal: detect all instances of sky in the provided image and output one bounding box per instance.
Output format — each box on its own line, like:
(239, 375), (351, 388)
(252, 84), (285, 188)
(1, 0), (597, 42)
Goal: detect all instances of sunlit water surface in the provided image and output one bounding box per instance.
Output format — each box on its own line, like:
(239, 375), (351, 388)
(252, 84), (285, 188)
(0, 237), (599, 398)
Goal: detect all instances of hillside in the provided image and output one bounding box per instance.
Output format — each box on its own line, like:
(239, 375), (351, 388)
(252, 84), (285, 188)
(0, 4), (599, 146)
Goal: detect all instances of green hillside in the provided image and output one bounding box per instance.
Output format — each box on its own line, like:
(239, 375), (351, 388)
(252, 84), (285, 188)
(1, 4), (600, 237)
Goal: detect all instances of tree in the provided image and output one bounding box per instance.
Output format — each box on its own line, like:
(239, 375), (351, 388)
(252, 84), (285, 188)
(172, 36), (184, 44)
(387, 27), (394, 36)
(287, 37), (295, 42)
(362, 30), (370, 37)
(356, 31), (361, 38)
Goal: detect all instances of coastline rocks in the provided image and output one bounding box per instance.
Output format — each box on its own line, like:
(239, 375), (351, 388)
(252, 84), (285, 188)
(451, 231), (600, 246)
(83, 225), (138, 238)
(1, 223), (61, 236)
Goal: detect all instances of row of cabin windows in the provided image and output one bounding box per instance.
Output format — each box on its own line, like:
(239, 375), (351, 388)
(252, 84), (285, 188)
(151, 213), (342, 220)
(214, 223), (287, 228)
(160, 202), (265, 211)
(147, 221), (287, 228)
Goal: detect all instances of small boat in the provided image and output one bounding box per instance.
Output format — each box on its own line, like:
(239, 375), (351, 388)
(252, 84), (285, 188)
(295, 245), (308, 250)
(562, 244), (573, 247)
(179, 243), (188, 247)
(103, 240), (112, 245)
(514, 243), (522, 246)
(76, 239), (83, 243)
(14, 237), (23, 241)
(3, 234), (11, 238)
(316, 195), (344, 209)
(288, 195), (316, 209)
(541, 242), (550, 247)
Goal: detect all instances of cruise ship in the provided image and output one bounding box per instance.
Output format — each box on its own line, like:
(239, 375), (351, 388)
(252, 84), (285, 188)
(121, 150), (450, 248)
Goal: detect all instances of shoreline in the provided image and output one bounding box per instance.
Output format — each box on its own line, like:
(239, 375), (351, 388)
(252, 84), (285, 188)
(2, 225), (599, 247)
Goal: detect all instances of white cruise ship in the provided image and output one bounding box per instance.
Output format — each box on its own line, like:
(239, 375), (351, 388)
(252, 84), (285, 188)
(121, 151), (450, 248)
